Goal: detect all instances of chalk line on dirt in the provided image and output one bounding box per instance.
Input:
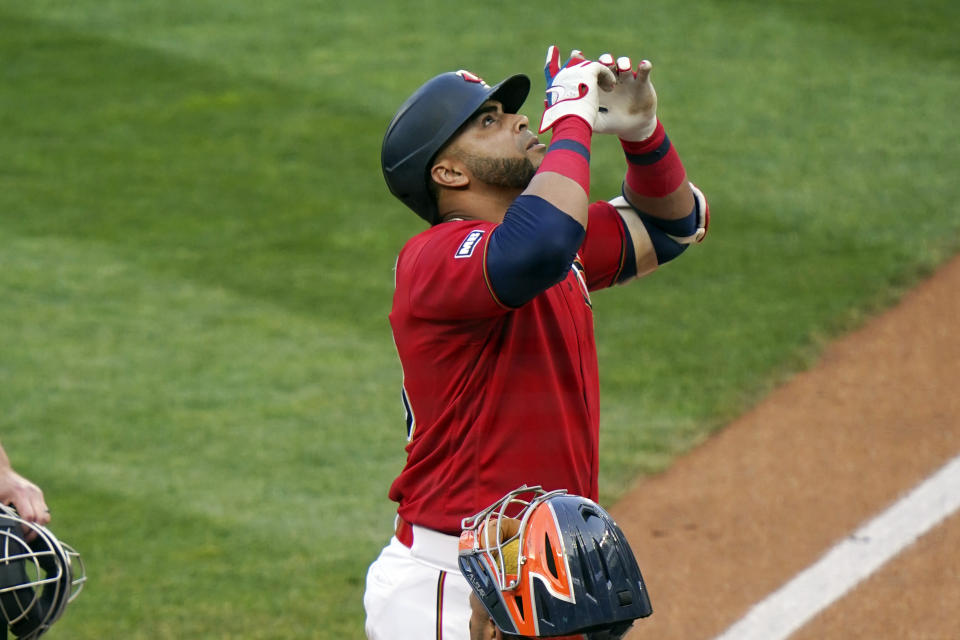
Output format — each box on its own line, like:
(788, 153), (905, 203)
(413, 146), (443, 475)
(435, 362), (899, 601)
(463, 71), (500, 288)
(712, 452), (960, 640)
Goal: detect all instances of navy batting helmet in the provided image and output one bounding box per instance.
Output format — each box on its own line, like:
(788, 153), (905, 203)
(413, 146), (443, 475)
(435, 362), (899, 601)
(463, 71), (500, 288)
(381, 70), (530, 225)
(459, 486), (652, 639)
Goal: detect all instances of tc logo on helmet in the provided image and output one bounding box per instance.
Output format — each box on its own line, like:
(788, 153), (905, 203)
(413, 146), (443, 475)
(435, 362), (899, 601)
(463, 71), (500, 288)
(456, 70), (490, 88)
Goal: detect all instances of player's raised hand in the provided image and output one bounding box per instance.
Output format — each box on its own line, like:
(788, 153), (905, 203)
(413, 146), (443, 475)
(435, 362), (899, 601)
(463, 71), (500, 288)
(539, 46), (616, 134)
(594, 53), (659, 141)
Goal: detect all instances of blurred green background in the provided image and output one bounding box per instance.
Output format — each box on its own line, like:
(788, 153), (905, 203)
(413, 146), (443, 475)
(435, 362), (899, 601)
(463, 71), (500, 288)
(1, 1), (957, 637)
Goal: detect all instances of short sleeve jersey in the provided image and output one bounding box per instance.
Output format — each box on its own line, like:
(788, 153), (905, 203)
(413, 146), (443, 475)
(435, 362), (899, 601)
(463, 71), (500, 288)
(388, 201), (632, 534)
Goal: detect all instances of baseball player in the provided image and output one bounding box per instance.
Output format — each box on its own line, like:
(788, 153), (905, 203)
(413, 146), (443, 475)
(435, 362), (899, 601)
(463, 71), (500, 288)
(365, 45), (708, 639)
(459, 486), (652, 640)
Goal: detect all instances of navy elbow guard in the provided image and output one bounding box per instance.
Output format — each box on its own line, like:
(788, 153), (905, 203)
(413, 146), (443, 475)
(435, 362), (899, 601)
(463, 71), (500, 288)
(486, 195), (585, 307)
(613, 184), (708, 265)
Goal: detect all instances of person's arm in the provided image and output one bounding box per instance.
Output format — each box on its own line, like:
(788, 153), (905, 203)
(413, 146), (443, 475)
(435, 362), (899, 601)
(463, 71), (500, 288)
(594, 53), (709, 279)
(486, 47), (615, 307)
(0, 440), (50, 526)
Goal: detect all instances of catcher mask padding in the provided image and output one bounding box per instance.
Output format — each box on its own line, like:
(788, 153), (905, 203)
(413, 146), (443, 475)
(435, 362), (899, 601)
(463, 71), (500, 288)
(0, 507), (85, 640)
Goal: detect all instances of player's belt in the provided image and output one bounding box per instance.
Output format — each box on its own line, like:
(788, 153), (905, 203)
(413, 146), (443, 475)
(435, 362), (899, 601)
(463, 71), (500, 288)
(395, 514), (415, 548)
(394, 516), (462, 573)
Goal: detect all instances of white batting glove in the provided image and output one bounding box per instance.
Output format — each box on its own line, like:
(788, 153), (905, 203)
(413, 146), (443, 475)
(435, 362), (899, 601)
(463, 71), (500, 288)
(594, 53), (658, 141)
(539, 46), (616, 134)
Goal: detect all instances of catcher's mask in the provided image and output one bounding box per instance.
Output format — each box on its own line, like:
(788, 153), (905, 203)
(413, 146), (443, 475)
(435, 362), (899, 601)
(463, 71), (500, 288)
(0, 505), (86, 639)
(458, 486), (652, 639)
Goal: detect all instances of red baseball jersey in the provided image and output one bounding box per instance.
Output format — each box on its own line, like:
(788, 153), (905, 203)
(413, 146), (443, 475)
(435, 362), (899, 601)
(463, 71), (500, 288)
(388, 201), (631, 535)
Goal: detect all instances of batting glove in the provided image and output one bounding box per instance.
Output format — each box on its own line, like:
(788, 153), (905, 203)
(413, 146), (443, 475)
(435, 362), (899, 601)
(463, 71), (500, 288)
(594, 53), (658, 142)
(539, 46), (616, 134)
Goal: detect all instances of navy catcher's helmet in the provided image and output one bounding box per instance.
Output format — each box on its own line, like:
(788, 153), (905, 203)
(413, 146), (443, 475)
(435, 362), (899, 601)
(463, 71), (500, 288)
(0, 505), (86, 640)
(381, 70), (530, 225)
(459, 486), (652, 639)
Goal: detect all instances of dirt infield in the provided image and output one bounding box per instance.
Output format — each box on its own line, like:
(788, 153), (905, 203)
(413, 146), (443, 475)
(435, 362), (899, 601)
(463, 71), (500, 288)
(613, 254), (960, 639)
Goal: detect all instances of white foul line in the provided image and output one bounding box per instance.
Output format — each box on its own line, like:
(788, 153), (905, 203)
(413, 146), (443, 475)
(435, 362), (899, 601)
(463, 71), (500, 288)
(713, 453), (960, 640)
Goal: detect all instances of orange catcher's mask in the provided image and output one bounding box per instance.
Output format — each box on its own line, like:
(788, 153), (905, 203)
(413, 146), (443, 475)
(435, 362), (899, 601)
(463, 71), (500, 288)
(458, 486), (652, 639)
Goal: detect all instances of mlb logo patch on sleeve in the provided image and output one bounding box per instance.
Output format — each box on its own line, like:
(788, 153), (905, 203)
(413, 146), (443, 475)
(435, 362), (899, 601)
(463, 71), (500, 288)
(455, 230), (484, 258)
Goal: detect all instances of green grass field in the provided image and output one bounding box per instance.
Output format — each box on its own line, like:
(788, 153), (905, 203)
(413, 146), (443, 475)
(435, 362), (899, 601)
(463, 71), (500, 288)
(1, 1), (957, 637)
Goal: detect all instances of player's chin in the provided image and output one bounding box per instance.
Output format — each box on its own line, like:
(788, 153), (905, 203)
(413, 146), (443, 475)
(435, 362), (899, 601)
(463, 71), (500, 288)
(527, 145), (547, 167)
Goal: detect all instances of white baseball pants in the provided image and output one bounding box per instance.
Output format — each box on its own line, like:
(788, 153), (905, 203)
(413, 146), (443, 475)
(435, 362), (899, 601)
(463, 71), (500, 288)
(364, 521), (472, 639)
